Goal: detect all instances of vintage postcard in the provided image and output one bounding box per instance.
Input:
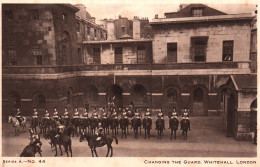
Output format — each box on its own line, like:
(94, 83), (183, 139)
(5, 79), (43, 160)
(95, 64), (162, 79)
(0, 0), (259, 166)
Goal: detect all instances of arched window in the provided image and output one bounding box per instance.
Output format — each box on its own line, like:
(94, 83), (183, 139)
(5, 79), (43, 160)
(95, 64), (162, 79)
(62, 31), (70, 43)
(194, 88), (203, 102)
(167, 88), (177, 103)
(33, 93), (45, 108)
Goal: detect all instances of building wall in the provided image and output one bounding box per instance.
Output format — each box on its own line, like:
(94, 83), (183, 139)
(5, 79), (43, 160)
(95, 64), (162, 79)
(152, 20), (251, 63)
(2, 4), (57, 66)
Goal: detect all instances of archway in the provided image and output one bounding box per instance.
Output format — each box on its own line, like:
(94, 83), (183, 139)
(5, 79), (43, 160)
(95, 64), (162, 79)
(163, 85), (181, 113)
(227, 93), (236, 137)
(9, 91), (21, 111)
(85, 85), (99, 108)
(32, 92), (45, 109)
(106, 85), (123, 108)
(250, 99), (257, 132)
(130, 84), (147, 108)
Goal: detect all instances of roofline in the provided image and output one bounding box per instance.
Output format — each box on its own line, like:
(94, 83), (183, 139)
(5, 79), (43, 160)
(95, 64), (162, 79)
(61, 4), (80, 12)
(83, 39), (152, 44)
(150, 13), (254, 25)
(76, 17), (107, 32)
(164, 4), (227, 16)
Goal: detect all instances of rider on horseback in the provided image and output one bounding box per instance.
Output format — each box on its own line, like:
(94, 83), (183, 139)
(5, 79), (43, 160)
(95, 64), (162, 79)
(171, 108), (178, 119)
(95, 123), (104, 144)
(64, 107), (69, 119)
(53, 107), (59, 121)
(44, 109), (50, 119)
(112, 108), (118, 119)
(122, 108), (127, 117)
(92, 108), (98, 119)
(145, 108), (151, 118)
(73, 108), (80, 118)
(134, 109), (141, 119)
(15, 108), (22, 125)
(82, 108), (89, 119)
(32, 108), (39, 119)
(156, 109), (165, 130)
(101, 107), (107, 119)
(182, 107), (190, 119)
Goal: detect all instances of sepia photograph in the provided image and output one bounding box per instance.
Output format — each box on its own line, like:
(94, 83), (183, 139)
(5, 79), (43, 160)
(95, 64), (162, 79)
(0, 0), (258, 165)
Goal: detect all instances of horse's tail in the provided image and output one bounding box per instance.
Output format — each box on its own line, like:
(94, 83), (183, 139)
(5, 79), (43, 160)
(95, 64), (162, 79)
(20, 151), (25, 157)
(113, 136), (118, 144)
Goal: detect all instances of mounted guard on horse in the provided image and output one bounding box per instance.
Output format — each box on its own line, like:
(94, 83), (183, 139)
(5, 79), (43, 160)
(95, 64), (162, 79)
(31, 108), (40, 133)
(143, 108), (152, 139)
(180, 108), (191, 140)
(156, 108), (165, 139)
(169, 108), (179, 140)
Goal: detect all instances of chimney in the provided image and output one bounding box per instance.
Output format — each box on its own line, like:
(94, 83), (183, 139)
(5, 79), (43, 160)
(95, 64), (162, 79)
(133, 17), (141, 40)
(74, 4), (87, 20)
(107, 19), (115, 40)
(155, 14), (158, 19)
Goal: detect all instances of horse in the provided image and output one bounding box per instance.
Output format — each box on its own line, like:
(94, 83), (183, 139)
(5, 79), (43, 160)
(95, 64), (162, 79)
(169, 117), (179, 140)
(20, 140), (42, 157)
(131, 118), (141, 139)
(90, 118), (99, 135)
(101, 117), (110, 135)
(156, 117), (165, 139)
(40, 117), (51, 137)
(8, 116), (26, 136)
(31, 117), (40, 133)
(119, 117), (129, 139)
(110, 117), (119, 138)
(180, 119), (191, 140)
(79, 132), (118, 157)
(46, 129), (72, 157)
(71, 118), (80, 137)
(143, 117), (152, 139)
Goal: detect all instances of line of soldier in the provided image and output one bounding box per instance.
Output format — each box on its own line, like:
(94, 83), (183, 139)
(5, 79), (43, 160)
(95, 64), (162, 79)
(15, 106), (191, 124)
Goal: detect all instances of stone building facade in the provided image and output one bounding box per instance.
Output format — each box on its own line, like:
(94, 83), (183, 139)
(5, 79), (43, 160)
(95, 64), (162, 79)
(2, 4), (257, 140)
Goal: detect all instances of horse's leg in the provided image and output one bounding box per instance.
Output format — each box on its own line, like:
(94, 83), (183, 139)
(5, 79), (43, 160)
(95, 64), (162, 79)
(91, 149), (94, 157)
(144, 128), (146, 139)
(59, 144), (63, 155)
(69, 144), (72, 157)
(174, 130), (176, 140)
(94, 149), (98, 157)
(170, 129), (173, 140)
(140, 126), (141, 135)
(106, 145), (110, 157)
(55, 145), (58, 156)
(110, 146), (113, 157)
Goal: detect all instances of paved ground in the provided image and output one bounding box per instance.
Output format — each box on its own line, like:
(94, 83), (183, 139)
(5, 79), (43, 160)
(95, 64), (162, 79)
(2, 115), (257, 157)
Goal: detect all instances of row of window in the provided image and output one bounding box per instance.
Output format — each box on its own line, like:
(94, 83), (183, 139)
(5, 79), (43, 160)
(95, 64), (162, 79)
(76, 22), (107, 40)
(92, 46), (146, 64)
(167, 39), (233, 63)
(7, 46), (43, 66)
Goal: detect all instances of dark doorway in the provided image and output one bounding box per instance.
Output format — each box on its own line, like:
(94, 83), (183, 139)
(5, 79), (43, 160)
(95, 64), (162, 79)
(131, 84), (147, 107)
(227, 94), (235, 137)
(193, 88), (204, 115)
(107, 85), (123, 108)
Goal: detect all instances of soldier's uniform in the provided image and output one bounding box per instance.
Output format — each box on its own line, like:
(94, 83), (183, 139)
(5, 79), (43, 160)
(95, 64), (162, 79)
(145, 109), (151, 119)
(95, 123), (104, 143)
(122, 109), (127, 117)
(32, 109), (39, 119)
(15, 109), (22, 124)
(73, 110), (80, 119)
(53, 109), (59, 121)
(101, 110), (107, 119)
(157, 111), (164, 119)
(112, 109), (117, 119)
(44, 110), (50, 119)
(82, 109), (89, 119)
(92, 110), (98, 119)
(64, 109), (69, 119)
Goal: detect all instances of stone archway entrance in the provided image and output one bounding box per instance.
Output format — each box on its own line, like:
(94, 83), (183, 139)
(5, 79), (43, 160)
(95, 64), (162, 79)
(106, 85), (123, 109)
(130, 84), (147, 108)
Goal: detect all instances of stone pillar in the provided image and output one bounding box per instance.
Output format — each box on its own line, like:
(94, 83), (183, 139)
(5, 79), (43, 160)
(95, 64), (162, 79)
(107, 20), (115, 40)
(133, 17), (141, 40)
